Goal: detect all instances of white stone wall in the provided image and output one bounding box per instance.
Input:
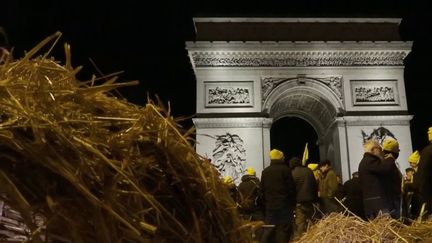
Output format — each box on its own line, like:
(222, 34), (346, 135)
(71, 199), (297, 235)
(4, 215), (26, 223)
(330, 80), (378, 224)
(194, 117), (271, 185)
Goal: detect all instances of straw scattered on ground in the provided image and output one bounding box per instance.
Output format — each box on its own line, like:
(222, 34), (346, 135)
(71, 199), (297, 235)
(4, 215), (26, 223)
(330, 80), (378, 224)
(294, 212), (432, 243)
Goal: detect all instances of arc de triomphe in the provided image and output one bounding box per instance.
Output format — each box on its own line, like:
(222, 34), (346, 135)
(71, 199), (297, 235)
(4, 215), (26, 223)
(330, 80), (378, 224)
(186, 18), (413, 184)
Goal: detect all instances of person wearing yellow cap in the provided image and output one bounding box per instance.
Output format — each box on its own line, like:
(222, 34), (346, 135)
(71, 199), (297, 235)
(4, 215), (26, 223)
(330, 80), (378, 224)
(223, 176), (239, 203)
(381, 137), (403, 219)
(261, 149), (295, 242)
(416, 127), (432, 217)
(408, 150), (420, 172)
(237, 167), (263, 221)
(358, 139), (395, 219)
(289, 157), (318, 239)
(405, 150), (421, 218)
(307, 163), (321, 182)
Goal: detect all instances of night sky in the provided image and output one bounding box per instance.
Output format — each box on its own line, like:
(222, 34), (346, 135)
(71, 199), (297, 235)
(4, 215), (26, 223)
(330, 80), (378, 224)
(1, 1), (431, 157)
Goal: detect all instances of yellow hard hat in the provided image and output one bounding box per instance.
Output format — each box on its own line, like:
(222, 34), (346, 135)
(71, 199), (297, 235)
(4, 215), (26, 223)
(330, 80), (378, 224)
(307, 163), (319, 171)
(269, 149), (284, 160)
(428, 127), (432, 142)
(382, 138), (400, 153)
(223, 176), (233, 185)
(245, 167), (256, 176)
(408, 150), (420, 164)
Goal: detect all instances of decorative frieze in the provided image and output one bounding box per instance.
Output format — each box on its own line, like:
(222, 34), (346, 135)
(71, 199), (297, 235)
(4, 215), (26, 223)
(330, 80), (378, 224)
(262, 76), (343, 101)
(190, 51), (408, 67)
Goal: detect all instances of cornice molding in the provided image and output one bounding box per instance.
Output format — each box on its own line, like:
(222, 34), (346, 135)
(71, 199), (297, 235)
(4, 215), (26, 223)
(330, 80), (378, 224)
(335, 115), (413, 126)
(189, 50), (409, 67)
(193, 117), (273, 128)
(193, 18), (402, 23)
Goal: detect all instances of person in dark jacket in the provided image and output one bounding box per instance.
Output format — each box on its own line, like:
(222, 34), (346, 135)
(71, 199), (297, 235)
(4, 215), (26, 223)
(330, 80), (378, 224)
(416, 127), (432, 217)
(223, 176), (239, 204)
(343, 172), (365, 219)
(358, 139), (394, 219)
(404, 151), (421, 219)
(261, 149), (296, 242)
(289, 157), (318, 239)
(238, 167), (264, 221)
(381, 137), (403, 219)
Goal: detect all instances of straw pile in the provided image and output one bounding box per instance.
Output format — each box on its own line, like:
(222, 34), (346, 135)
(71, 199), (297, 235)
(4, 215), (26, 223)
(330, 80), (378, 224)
(0, 32), (251, 242)
(294, 212), (432, 243)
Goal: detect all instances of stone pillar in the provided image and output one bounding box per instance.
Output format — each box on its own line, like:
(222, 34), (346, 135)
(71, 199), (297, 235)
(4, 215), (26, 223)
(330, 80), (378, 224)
(336, 115), (413, 182)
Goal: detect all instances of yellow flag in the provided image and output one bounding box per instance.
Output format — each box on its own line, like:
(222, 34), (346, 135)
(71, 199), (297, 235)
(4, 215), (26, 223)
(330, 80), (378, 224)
(302, 143), (309, 166)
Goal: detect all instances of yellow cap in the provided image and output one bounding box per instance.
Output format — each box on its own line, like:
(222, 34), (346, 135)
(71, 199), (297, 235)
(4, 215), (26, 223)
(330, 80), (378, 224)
(428, 127), (432, 142)
(269, 149), (284, 160)
(307, 163), (319, 171)
(408, 150), (420, 164)
(245, 167), (256, 176)
(382, 138), (400, 153)
(223, 176), (233, 185)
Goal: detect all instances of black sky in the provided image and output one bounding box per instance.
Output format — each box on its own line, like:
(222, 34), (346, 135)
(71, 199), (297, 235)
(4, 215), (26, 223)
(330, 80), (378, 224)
(1, 0), (431, 151)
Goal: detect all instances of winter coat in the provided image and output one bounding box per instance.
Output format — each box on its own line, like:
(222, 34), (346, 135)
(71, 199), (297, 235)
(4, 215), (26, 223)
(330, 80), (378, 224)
(382, 153), (403, 202)
(238, 175), (262, 212)
(343, 177), (365, 219)
(291, 166), (318, 203)
(319, 169), (339, 199)
(261, 159), (296, 210)
(417, 143), (432, 204)
(358, 152), (394, 217)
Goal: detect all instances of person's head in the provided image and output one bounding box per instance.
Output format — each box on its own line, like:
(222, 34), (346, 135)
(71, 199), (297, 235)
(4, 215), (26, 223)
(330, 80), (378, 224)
(245, 167), (256, 176)
(405, 167), (415, 180)
(318, 159), (331, 173)
(408, 150), (420, 169)
(307, 163), (319, 171)
(288, 157), (302, 168)
(382, 137), (400, 159)
(364, 139), (384, 159)
(269, 149), (285, 161)
(223, 176), (234, 186)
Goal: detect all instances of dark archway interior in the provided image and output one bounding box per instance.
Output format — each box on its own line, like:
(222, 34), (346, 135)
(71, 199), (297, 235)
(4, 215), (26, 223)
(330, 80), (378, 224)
(270, 116), (320, 164)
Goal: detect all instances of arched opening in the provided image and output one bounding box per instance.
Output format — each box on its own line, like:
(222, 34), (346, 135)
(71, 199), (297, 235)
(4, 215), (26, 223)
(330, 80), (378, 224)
(270, 116), (320, 163)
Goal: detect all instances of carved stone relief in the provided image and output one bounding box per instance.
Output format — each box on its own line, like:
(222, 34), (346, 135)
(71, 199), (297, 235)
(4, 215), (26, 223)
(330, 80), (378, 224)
(191, 51), (408, 67)
(211, 133), (246, 185)
(262, 76), (343, 102)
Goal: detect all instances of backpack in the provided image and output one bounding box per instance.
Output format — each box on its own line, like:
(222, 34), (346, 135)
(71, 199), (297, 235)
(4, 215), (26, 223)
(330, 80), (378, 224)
(238, 179), (262, 212)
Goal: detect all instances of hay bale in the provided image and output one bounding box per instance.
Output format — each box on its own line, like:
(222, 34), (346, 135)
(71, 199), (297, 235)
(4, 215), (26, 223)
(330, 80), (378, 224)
(0, 32), (251, 242)
(293, 212), (432, 243)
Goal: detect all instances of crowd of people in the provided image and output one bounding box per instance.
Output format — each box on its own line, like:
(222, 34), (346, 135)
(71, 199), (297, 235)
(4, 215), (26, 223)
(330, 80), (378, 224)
(221, 126), (432, 242)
